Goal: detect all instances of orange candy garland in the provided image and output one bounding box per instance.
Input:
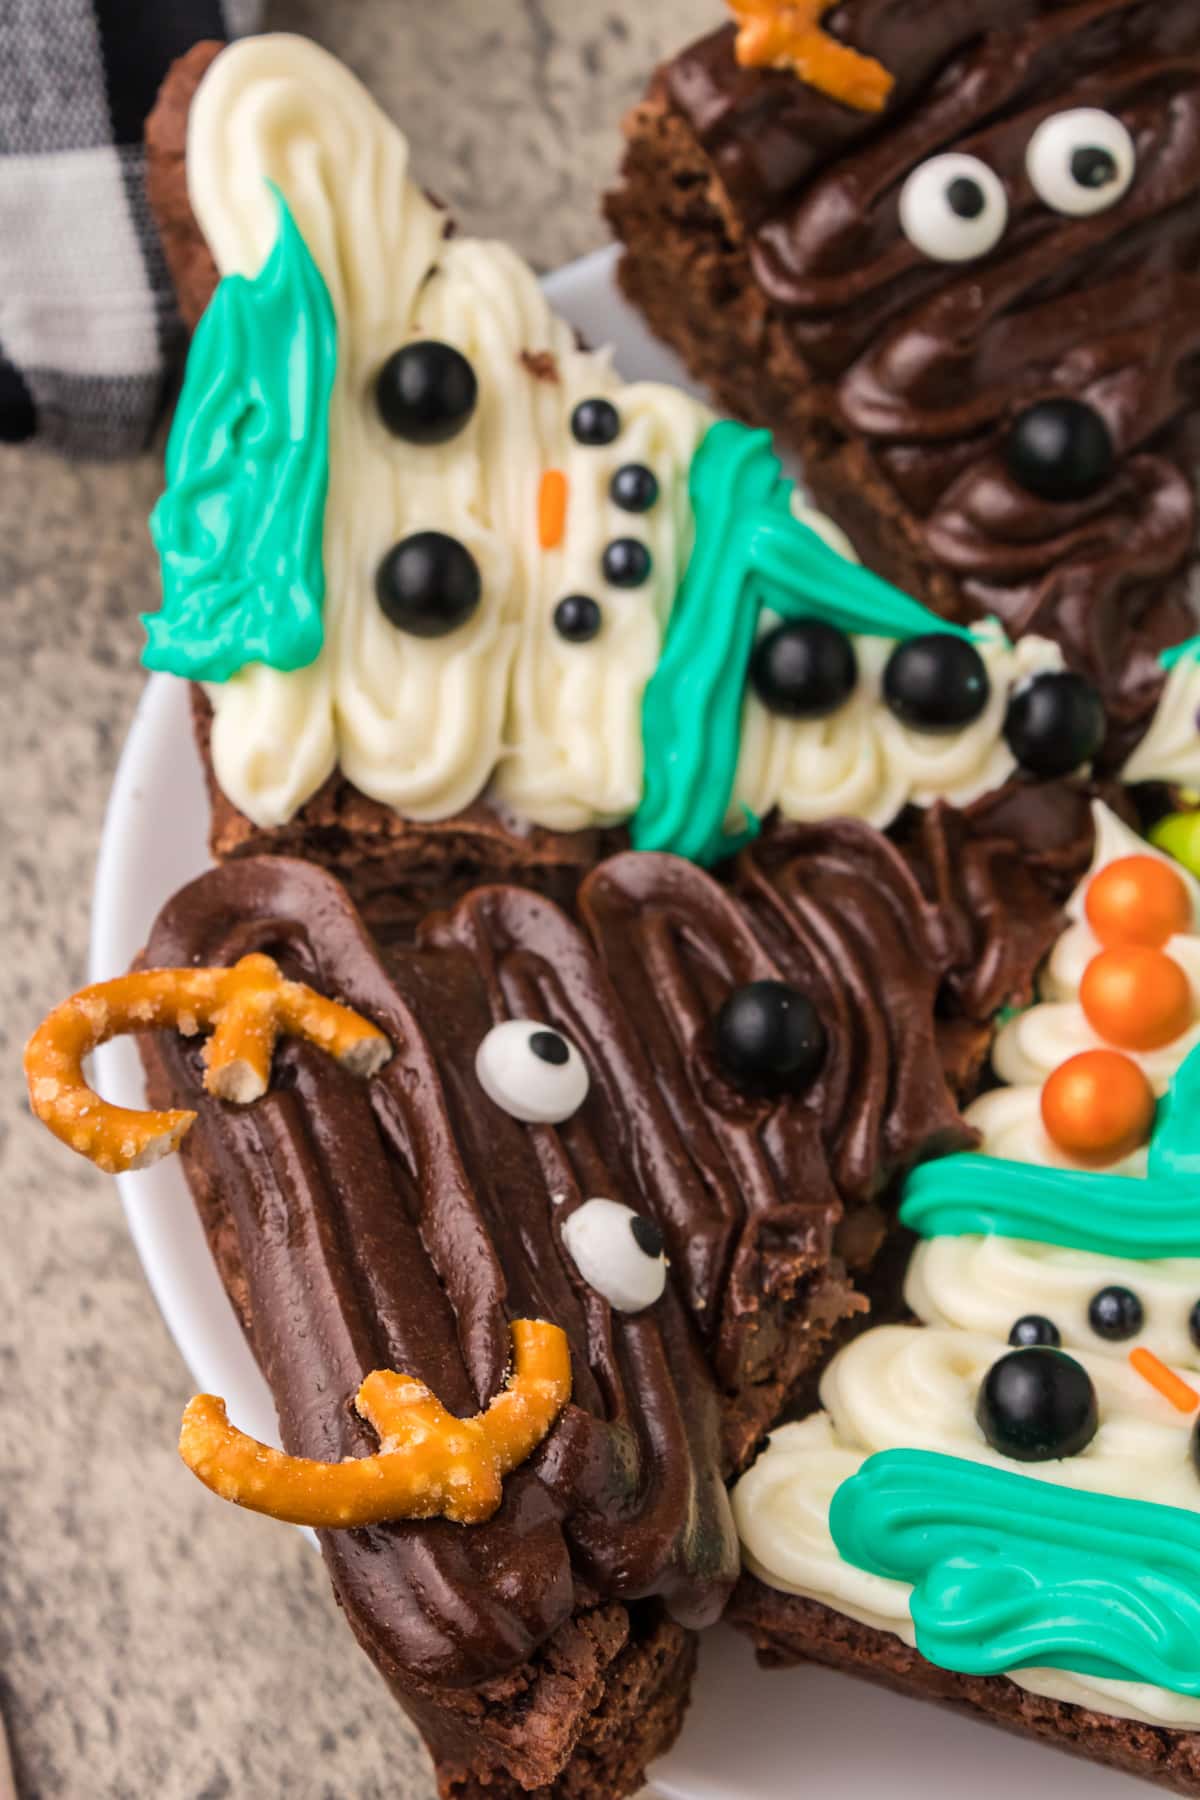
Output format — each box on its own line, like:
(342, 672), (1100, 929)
(1084, 855), (1192, 950)
(1080, 946), (1193, 1052)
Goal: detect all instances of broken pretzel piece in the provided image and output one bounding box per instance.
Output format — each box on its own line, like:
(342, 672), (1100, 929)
(727, 0), (895, 113)
(179, 1319), (573, 1528)
(24, 952), (391, 1173)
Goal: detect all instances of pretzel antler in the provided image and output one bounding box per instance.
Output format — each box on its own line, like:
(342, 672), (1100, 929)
(727, 1), (894, 113)
(24, 954), (391, 1173)
(180, 1319), (572, 1528)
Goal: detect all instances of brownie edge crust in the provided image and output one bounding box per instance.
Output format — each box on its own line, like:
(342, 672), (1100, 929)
(729, 1576), (1200, 1798)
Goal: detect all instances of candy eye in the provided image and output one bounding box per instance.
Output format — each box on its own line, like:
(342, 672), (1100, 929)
(375, 341), (477, 444)
(1026, 108), (1135, 217)
(750, 620), (857, 719)
(1088, 1284), (1144, 1342)
(899, 153), (1008, 263)
(561, 1197), (667, 1312)
(882, 634), (990, 733)
(1003, 670), (1106, 777)
(475, 1020), (589, 1124)
(1009, 1314), (1061, 1348)
(571, 398), (620, 446)
(976, 1346), (1098, 1462)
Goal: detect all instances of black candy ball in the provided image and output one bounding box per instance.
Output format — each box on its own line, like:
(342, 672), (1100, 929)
(750, 620), (857, 720)
(1004, 671), (1105, 778)
(883, 634), (990, 733)
(375, 532), (481, 638)
(610, 464), (659, 513)
(1006, 398), (1115, 503)
(602, 539), (652, 588)
(571, 397), (620, 446)
(715, 980), (827, 1087)
(1009, 1314), (1062, 1348)
(375, 341), (477, 445)
(976, 1346), (1099, 1462)
(1088, 1285), (1144, 1342)
(553, 594), (603, 643)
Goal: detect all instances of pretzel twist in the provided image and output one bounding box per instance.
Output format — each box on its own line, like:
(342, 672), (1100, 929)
(179, 1319), (572, 1528)
(727, 0), (894, 112)
(25, 953), (391, 1173)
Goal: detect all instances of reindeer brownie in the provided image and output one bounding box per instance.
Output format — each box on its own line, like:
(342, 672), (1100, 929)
(609, 0), (1200, 770)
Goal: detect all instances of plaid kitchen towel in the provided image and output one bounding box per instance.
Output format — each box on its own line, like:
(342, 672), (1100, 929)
(0, 0), (261, 457)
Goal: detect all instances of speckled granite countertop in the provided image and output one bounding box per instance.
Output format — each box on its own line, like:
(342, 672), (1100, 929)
(0, 4), (713, 1793)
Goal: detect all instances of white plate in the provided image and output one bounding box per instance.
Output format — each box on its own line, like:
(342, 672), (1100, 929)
(90, 245), (1154, 1800)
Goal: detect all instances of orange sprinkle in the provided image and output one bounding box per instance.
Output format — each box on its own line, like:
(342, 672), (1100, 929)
(727, 1), (894, 114)
(538, 469), (568, 550)
(1129, 1346), (1199, 1414)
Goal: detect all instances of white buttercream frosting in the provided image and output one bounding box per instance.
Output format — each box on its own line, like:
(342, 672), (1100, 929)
(966, 800), (1200, 1169)
(1123, 650), (1200, 788)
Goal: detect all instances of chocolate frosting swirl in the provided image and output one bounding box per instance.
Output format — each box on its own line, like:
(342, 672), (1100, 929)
(662, 2), (1200, 760)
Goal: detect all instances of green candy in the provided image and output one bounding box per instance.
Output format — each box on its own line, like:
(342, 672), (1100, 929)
(1152, 810), (1200, 882)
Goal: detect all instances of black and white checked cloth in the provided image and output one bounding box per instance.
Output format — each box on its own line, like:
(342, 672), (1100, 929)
(0, 0), (262, 457)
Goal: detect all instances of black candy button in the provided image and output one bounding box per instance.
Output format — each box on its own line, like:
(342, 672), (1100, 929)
(1088, 1284), (1144, 1342)
(602, 539), (652, 588)
(750, 620), (857, 720)
(571, 397), (620, 446)
(375, 532), (481, 638)
(1006, 398), (1115, 503)
(976, 1346), (1099, 1462)
(1009, 1314), (1062, 1348)
(715, 980), (827, 1087)
(554, 594), (602, 642)
(375, 341), (477, 445)
(611, 464), (659, 513)
(882, 634), (990, 733)
(1003, 671), (1105, 778)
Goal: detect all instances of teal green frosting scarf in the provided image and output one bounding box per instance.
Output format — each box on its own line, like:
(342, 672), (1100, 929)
(632, 420), (976, 867)
(143, 189), (336, 682)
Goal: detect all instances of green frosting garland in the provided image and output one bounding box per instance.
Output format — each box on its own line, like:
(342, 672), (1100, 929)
(143, 189), (336, 682)
(632, 421), (975, 866)
(830, 1449), (1200, 1694)
(1161, 634), (1200, 671)
(901, 1041), (1200, 1258)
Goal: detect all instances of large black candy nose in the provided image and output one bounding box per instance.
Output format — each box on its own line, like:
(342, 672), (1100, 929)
(1006, 398), (1115, 503)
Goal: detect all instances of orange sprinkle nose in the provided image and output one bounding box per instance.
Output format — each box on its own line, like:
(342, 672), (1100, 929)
(1079, 945), (1193, 1052)
(1085, 855), (1192, 950)
(1129, 1346), (1199, 1414)
(538, 469), (568, 550)
(1040, 1048), (1156, 1164)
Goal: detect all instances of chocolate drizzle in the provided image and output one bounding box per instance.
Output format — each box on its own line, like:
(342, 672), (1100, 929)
(655, 3), (1200, 762)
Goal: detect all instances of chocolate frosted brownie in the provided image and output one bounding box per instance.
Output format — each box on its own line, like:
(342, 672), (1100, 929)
(607, 1), (1200, 766)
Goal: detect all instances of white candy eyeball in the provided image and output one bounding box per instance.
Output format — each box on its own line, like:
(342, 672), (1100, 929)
(1026, 108), (1135, 217)
(561, 1198), (667, 1313)
(475, 1020), (589, 1124)
(899, 153), (1009, 263)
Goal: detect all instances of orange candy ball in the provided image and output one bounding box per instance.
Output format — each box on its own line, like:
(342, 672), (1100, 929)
(1079, 946), (1193, 1051)
(1041, 1049), (1156, 1164)
(1084, 855), (1191, 950)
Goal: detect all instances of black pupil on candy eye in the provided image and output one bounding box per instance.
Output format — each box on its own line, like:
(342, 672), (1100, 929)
(1009, 1314), (1061, 1348)
(630, 1214), (664, 1260)
(1089, 1284), (1143, 1341)
(375, 341), (477, 445)
(611, 464), (659, 513)
(946, 176), (986, 219)
(530, 1030), (570, 1066)
(572, 398), (620, 446)
(1072, 145), (1118, 189)
(750, 620), (857, 720)
(554, 595), (602, 642)
(603, 539), (652, 587)
(882, 634), (990, 733)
